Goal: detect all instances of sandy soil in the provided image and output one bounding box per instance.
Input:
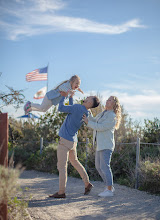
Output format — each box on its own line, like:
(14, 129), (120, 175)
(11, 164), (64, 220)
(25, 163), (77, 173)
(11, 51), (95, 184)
(18, 170), (160, 220)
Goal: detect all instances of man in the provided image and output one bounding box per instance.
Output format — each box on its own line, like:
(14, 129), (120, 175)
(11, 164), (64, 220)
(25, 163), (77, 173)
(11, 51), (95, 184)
(49, 91), (100, 198)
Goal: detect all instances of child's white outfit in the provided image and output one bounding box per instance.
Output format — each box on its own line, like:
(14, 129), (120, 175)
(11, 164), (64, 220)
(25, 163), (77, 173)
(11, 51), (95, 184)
(29, 80), (72, 112)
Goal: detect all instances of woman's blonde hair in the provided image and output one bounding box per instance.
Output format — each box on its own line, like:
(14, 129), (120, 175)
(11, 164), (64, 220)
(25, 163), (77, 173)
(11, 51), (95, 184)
(111, 96), (121, 130)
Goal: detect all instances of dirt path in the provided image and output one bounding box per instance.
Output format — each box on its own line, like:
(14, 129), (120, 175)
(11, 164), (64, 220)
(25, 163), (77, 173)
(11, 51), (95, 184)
(18, 170), (160, 220)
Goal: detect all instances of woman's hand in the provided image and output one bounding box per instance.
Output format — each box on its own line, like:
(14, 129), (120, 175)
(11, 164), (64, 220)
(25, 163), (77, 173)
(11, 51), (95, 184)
(82, 114), (88, 124)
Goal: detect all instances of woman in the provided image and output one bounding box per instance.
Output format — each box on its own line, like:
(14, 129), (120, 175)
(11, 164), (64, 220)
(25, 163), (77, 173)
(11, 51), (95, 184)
(83, 96), (121, 197)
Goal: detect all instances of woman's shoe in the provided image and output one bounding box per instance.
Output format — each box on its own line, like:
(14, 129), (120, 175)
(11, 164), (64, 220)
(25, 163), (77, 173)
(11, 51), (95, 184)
(98, 189), (114, 197)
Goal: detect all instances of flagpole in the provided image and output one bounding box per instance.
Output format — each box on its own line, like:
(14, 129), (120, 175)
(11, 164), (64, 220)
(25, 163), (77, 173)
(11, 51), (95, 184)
(47, 63), (48, 92)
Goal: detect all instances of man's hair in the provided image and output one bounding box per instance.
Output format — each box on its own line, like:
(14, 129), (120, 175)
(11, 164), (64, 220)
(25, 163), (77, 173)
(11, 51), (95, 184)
(92, 96), (100, 108)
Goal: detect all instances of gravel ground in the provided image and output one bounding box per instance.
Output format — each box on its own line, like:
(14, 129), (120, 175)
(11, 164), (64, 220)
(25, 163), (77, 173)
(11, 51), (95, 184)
(18, 170), (160, 220)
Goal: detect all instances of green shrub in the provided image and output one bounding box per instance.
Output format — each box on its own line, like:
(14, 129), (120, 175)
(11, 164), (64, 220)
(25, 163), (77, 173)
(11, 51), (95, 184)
(14, 146), (32, 167)
(26, 151), (42, 170)
(116, 176), (133, 187)
(40, 143), (58, 173)
(111, 144), (136, 187)
(139, 159), (160, 194)
(140, 144), (160, 159)
(8, 196), (28, 220)
(25, 143), (58, 174)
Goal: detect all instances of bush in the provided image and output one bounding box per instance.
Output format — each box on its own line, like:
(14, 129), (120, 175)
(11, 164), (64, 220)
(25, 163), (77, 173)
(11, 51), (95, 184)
(0, 166), (19, 204)
(140, 144), (160, 159)
(25, 144), (58, 174)
(14, 146), (32, 167)
(26, 151), (42, 170)
(0, 165), (29, 220)
(13, 140), (41, 168)
(111, 144), (136, 187)
(139, 159), (160, 194)
(8, 196), (28, 220)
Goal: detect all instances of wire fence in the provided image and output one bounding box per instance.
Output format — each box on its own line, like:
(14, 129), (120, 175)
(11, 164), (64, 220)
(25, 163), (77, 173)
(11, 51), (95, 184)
(79, 138), (160, 189)
(9, 137), (160, 189)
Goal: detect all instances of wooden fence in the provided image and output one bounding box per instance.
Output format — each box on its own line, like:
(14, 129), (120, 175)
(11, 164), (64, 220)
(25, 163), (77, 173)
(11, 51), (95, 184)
(0, 113), (8, 220)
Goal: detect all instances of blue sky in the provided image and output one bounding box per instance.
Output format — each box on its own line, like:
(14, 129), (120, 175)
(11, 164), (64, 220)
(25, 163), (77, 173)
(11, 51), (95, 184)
(0, 0), (160, 123)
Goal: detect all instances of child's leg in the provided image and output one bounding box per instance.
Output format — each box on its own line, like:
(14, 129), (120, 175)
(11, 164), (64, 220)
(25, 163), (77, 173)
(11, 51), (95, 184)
(31, 95), (52, 112)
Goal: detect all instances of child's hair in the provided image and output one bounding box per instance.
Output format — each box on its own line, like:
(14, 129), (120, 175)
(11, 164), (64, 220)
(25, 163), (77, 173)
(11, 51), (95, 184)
(69, 75), (81, 83)
(55, 75), (81, 90)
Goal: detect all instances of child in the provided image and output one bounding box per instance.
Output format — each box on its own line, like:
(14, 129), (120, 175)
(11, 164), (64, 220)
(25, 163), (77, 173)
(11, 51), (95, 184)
(24, 75), (83, 114)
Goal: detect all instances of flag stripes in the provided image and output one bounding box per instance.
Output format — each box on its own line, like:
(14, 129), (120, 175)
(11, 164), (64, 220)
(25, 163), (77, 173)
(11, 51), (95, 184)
(26, 67), (48, 82)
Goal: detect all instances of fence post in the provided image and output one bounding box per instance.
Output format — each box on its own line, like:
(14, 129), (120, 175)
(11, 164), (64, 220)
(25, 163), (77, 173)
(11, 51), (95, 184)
(85, 138), (89, 170)
(40, 137), (43, 155)
(135, 137), (140, 189)
(0, 113), (8, 220)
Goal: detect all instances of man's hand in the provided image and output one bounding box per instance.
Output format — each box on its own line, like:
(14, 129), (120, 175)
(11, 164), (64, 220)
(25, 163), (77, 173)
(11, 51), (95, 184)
(69, 90), (75, 98)
(60, 91), (68, 97)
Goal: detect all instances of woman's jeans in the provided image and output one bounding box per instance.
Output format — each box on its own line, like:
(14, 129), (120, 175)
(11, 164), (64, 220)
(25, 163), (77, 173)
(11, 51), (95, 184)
(95, 149), (113, 186)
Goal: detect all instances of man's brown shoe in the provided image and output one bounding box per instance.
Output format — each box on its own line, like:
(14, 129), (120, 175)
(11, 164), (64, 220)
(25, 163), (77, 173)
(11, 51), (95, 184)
(84, 183), (93, 195)
(49, 192), (66, 198)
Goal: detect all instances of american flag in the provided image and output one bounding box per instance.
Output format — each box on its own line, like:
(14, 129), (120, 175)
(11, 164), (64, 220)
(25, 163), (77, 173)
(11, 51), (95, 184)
(26, 66), (48, 82)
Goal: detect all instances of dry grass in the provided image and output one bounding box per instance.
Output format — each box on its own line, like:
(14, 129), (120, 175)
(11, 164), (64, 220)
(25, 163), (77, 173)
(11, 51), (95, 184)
(0, 164), (30, 220)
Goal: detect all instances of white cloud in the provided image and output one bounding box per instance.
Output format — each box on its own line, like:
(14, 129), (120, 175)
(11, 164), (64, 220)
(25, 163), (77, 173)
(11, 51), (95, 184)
(150, 56), (160, 64)
(33, 0), (66, 12)
(98, 71), (160, 121)
(74, 88), (160, 121)
(102, 82), (134, 90)
(102, 71), (160, 93)
(0, 0), (146, 40)
(100, 90), (160, 120)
